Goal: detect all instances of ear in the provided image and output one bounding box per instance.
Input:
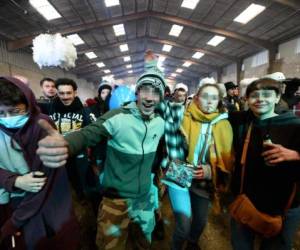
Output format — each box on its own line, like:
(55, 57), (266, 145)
(74, 90), (78, 96)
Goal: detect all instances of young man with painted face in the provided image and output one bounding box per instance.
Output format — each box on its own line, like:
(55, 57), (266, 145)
(0, 77), (79, 250)
(36, 63), (166, 250)
(229, 78), (300, 250)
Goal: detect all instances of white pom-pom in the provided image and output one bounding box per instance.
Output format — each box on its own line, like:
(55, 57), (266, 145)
(32, 33), (77, 70)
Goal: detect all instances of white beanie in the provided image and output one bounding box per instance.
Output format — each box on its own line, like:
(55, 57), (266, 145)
(198, 77), (216, 88)
(174, 83), (188, 93)
(264, 72), (286, 81)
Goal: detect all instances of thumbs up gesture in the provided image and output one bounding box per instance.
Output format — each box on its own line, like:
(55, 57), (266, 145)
(37, 119), (69, 168)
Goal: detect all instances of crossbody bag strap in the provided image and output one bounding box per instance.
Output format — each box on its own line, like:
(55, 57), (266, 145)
(239, 123), (253, 194)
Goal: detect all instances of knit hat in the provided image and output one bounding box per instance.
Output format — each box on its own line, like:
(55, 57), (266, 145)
(136, 51), (166, 97)
(174, 83), (188, 93)
(198, 77), (216, 88)
(224, 81), (237, 91)
(98, 81), (112, 95)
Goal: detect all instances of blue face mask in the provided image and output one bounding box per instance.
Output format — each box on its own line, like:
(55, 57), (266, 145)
(0, 114), (29, 129)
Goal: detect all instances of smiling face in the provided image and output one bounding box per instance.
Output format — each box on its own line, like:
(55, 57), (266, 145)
(247, 89), (280, 119)
(136, 85), (161, 118)
(196, 86), (220, 114)
(57, 85), (77, 106)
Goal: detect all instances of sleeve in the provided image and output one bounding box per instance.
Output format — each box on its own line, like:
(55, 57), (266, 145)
(64, 109), (122, 156)
(0, 169), (18, 192)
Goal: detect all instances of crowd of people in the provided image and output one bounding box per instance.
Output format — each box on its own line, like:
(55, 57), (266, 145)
(0, 51), (300, 250)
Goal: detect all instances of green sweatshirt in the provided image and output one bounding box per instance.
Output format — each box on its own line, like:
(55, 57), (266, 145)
(65, 102), (165, 198)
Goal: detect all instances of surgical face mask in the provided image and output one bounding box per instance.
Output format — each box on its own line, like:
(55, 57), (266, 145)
(0, 114), (29, 129)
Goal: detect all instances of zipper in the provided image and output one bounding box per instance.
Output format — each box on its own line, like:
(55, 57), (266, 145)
(139, 120), (147, 194)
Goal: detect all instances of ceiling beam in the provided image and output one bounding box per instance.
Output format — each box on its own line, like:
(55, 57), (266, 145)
(272, 0), (300, 9)
(7, 11), (274, 51)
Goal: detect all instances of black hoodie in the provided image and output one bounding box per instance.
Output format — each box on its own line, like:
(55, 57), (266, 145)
(229, 111), (300, 215)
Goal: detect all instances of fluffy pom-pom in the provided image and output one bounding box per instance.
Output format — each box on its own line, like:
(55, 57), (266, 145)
(32, 33), (77, 70)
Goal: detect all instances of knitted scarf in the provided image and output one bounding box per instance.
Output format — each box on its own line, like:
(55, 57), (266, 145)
(181, 100), (234, 213)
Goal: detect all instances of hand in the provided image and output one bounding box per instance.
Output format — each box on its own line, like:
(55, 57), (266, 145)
(37, 119), (69, 168)
(14, 172), (47, 193)
(262, 143), (300, 165)
(193, 166), (204, 180)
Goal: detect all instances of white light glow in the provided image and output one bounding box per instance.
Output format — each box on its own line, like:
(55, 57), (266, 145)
(123, 56), (131, 62)
(126, 64), (132, 69)
(182, 61), (192, 67)
(66, 34), (84, 45)
(29, 0), (61, 20)
(192, 52), (204, 59)
(119, 44), (129, 52)
(128, 70), (133, 73)
(96, 62), (105, 68)
(234, 4), (266, 24)
(104, 0), (120, 7)
(171, 73), (177, 77)
(176, 68), (183, 73)
(169, 24), (183, 37)
(113, 24), (125, 36)
(103, 69), (111, 74)
(207, 35), (226, 46)
(85, 52), (97, 59)
(162, 44), (172, 52)
(181, 0), (200, 10)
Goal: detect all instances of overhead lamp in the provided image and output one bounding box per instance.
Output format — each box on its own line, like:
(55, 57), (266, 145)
(169, 24), (183, 37)
(128, 70), (133, 73)
(96, 62), (105, 68)
(176, 68), (183, 73)
(192, 52), (204, 59)
(123, 56), (131, 62)
(85, 52), (97, 59)
(103, 69), (111, 74)
(234, 3), (266, 24)
(29, 0), (61, 20)
(104, 0), (120, 7)
(66, 34), (84, 45)
(119, 44), (129, 52)
(113, 24), (125, 36)
(162, 44), (172, 52)
(182, 61), (192, 67)
(207, 35), (226, 46)
(171, 73), (177, 77)
(126, 64), (132, 69)
(181, 0), (200, 10)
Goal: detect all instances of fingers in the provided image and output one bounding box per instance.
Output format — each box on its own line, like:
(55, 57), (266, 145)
(38, 136), (68, 148)
(40, 160), (67, 168)
(37, 146), (68, 156)
(38, 119), (58, 136)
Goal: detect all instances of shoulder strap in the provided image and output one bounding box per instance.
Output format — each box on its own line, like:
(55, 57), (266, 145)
(239, 123), (253, 194)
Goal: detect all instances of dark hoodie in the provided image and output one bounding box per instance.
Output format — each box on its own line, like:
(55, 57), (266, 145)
(0, 77), (79, 250)
(229, 111), (300, 215)
(47, 96), (90, 135)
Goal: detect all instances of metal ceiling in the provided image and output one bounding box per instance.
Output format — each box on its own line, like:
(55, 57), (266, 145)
(1, 0), (300, 84)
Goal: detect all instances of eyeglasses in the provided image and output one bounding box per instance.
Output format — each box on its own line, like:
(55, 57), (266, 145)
(0, 108), (27, 118)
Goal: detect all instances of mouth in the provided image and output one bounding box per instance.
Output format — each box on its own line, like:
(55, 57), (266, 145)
(142, 102), (154, 109)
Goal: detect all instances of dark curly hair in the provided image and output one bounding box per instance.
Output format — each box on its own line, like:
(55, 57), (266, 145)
(55, 78), (77, 91)
(0, 78), (27, 106)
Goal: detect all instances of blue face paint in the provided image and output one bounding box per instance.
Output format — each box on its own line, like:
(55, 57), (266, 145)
(0, 114), (29, 129)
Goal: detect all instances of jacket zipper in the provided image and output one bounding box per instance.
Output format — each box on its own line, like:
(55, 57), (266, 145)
(139, 120), (147, 194)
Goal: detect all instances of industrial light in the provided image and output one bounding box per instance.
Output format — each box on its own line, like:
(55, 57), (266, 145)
(104, 0), (120, 7)
(234, 3), (266, 24)
(181, 0), (200, 10)
(169, 24), (183, 37)
(29, 0), (61, 21)
(126, 64), (132, 69)
(207, 35), (226, 46)
(66, 34), (84, 45)
(113, 24), (125, 36)
(192, 52), (204, 59)
(103, 69), (111, 74)
(119, 44), (129, 52)
(123, 56), (131, 62)
(171, 73), (177, 77)
(85, 52), (97, 59)
(162, 44), (172, 52)
(128, 70), (133, 73)
(182, 61), (192, 67)
(96, 62), (105, 68)
(176, 68), (183, 73)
